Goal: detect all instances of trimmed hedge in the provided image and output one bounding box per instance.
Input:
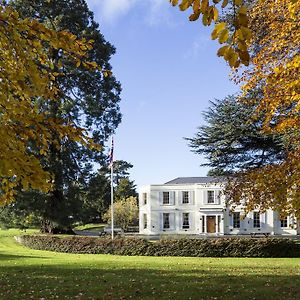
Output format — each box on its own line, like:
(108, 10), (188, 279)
(16, 235), (300, 258)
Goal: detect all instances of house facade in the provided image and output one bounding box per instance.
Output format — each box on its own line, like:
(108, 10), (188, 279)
(139, 177), (299, 236)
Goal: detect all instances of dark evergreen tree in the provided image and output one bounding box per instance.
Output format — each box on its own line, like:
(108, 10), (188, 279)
(187, 96), (286, 175)
(11, 0), (122, 232)
(114, 178), (137, 200)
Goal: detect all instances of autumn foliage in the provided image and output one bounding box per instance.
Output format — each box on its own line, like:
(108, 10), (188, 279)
(227, 0), (300, 218)
(175, 1), (300, 216)
(170, 0), (252, 67)
(0, 5), (99, 204)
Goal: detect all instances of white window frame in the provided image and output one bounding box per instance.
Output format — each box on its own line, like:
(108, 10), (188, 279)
(253, 212), (260, 228)
(163, 192), (170, 205)
(182, 213), (190, 229)
(143, 193), (147, 205)
(233, 212), (240, 228)
(280, 216), (288, 228)
(163, 213), (170, 229)
(207, 191), (215, 204)
(182, 191), (189, 204)
(143, 213), (147, 229)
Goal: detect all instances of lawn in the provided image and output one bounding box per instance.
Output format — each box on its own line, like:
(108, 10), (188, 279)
(73, 223), (106, 232)
(0, 229), (299, 300)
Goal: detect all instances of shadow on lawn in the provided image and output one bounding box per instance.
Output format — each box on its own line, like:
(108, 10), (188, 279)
(0, 264), (299, 300)
(0, 253), (48, 261)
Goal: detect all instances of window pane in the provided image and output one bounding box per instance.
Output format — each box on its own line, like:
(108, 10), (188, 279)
(280, 217), (288, 228)
(182, 191), (189, 204)
(233, 212), (240, 228)
(143, 193), (147, 205)
(163, 213), (170, 229)
(207, 191), (215, 204)
(163, 192), (169, 204)
(182, 213), (189, 229)
(143, 214), (147, 229)
(253, 212), (260, 228)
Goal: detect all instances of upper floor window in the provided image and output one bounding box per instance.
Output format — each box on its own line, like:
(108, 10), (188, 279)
(182, 213), (190, 229)
(233, 212), (240, 228)
(163, 192), (170, 204)
(280, 216), (288, 228)
(143, 193), (147, 205)
(253, 212), (260, 228)
(207, 191), (215, 204)
(163, 213), (170, 229)
(182, 191), (189, 204)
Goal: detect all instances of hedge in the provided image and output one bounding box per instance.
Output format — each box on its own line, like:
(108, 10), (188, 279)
(16, 235), (300, 258)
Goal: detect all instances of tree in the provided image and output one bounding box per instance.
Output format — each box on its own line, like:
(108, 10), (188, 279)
(102, 196), (138, 231)
(7, 0), (122, 232)
(0, 4), (98, 205)
(114, 178), (137, 200)
(227, 1), (300, 217)
(187, 96), (286, 174)
(111, 160), (134, 185)
(182, 1), (300, 217)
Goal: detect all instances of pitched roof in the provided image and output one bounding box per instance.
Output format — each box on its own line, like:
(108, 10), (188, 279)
(164, 177), (226, 185)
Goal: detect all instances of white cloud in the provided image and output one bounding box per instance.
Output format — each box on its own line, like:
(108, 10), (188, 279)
(86, 0), (178, 27)
(87, 0), (138, 24)
(183, 35), (210, 60)
(145, 0), (176, 27)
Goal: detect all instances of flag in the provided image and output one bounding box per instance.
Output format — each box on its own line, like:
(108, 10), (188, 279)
(109, 137), (114, 167)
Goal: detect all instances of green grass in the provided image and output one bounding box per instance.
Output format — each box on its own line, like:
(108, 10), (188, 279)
(73, 223), (106, 232)
(0, 229), (300, 299)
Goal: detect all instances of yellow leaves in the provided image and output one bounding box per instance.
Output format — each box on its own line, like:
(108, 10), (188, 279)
(211, 22), (226, 40)
(218, 28), (229, 43)
(170, 0), (179, 6)
(233, 0), (243, 6)
(221, 0), (228, 8)
(240, 0), (300, 134)
(179, 0), (193, 11)
(0, 5), (102, 205)
(170, 0), (252, 67)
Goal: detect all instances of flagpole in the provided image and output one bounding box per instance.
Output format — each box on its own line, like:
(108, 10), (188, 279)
(110, 137), (114, 240)
(110, 159), (114, 240)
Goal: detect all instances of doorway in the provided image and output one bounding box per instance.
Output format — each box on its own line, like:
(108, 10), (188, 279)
(207, 216), (216, 233)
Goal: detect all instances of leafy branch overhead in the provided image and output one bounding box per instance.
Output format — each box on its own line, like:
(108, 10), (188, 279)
(170, 0), (252, 67)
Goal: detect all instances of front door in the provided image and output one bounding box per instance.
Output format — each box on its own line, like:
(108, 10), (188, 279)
(207, 216), (216, 233)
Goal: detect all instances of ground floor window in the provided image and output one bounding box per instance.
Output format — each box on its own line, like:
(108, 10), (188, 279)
(143, 214), (147, 229)
(217, 215), (221, 232)
(163, 213), (170, 229)
(233, 212), (240, 228)
(280, 216), (288, 228)
(202, 216), (205, 233)
(182, 213), (189, 229)
(253, 212), (260, 228)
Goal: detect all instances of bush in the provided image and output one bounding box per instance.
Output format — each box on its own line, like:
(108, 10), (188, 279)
(16, 235), (300, 258)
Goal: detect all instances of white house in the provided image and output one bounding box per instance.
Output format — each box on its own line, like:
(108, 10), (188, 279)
(139, 177), (299, 236)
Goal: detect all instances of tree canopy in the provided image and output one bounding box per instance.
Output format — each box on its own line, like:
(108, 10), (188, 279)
(184, 0), (300, 217)
(0, 4), (99, 205)
(3, 0), (122, 231)
(187, 96), (286, 174)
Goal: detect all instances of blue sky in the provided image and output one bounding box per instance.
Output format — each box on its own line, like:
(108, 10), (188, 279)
(86, 0), (238, 186)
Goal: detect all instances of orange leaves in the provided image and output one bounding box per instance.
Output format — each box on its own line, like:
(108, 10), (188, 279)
(225, 148), (300, 218)
(0, 5), (101, 205)
(170, 0), (252, 67)
(240, 0), (300, 134)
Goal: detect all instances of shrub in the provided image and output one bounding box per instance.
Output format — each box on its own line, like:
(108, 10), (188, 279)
(16, 235), (300, 258)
